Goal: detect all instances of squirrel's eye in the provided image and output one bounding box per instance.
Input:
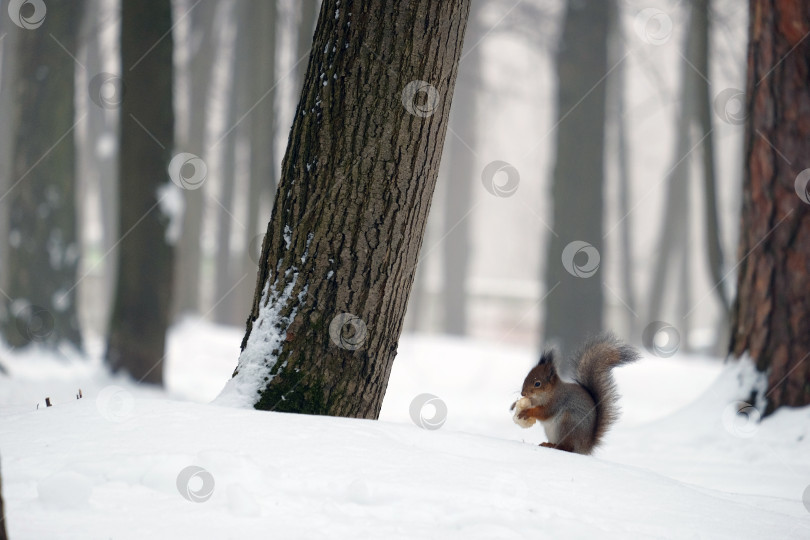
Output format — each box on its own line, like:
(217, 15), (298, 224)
(534, 381), (541, 387)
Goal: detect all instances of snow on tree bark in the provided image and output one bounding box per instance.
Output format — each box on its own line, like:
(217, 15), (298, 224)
(730, 0), (810, 413)
(221, 0), (470, 418)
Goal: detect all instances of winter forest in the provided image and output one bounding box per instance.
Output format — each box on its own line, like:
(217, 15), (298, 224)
(0, 0), (809, 538)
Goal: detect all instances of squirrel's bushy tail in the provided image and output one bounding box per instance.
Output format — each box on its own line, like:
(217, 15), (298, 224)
(572, 333), (639, 449)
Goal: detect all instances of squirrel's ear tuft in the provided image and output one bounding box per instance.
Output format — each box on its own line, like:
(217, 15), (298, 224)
(538, 349), (555, 366)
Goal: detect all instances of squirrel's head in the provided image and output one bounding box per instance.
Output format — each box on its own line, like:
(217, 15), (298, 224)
(521, 350), (558, 400)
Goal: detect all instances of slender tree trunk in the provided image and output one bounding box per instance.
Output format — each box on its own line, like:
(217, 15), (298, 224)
(647, 3), (699, 327)
(174, 0), (218, 316)
(543, 0), (608, 356)
(294, 0), (320, 95)
(106, 0), (175, 385)
(250, 0), (278, 216)
(609, 0), (637, 337)
(730, 0), (810, 414)
(213, 0), (242, 325)
(1, 1), (84, 350)
(441, 2), (483, 335)
(233, 0), (279, 327)
(694, 0), (730, 316)
(0, 455), (7, 540)
(223, 0), (470, 418)
(81, 0), (119, 335)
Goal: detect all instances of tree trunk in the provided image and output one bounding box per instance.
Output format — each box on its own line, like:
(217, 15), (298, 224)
(106, 0), (175, 385)
(213, 0), (242, 325)
(608, 0), (637, 337)
(730, 0), (810, 414)
(441, 2), (483, 335)
(1, 1), (84, 350)
(174, 0), (218, 316)
(693, 0), (730, 353)
(0, 454), (7, 540)
(543, 0), (608, 356)
(0, 17), (20, 299)
(223, 0), (470, 418)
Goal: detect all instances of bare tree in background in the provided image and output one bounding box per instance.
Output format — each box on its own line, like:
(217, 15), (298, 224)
(294, 0), (320, 95)
(440, 2), (484, 335)
(213, 0), (243, 325)
(106, 0), (175, 384)
(1, 1), (85, 350)
(234, 0), (280, 326)
(0, 455), (7, 540)
(174, 0), (218, 316)
(730, 0), (810, 414)
(647, 0), (727, 350)
(223, 0), (470, 417)
(607, 1), (637, 338)
(543, 0), (608, 356)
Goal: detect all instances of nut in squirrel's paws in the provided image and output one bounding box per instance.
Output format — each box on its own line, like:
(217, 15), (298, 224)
(512, 397), (536, 428)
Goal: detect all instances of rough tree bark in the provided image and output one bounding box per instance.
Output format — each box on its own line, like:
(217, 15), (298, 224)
(730, 0), (810, 413)
(1, 1), (84, 349)
(543, 0), (608, 356)
(106, 0), (175, 385)
(224, 0), (470, 418)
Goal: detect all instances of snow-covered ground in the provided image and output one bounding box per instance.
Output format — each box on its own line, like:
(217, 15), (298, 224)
(1, 319), (808, 539)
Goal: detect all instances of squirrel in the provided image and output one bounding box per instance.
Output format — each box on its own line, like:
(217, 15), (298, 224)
(511, 333), (639, 455)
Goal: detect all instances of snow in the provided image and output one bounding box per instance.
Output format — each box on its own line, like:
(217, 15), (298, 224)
(1, 320), (809, 539)
(155, 183), (185, 245)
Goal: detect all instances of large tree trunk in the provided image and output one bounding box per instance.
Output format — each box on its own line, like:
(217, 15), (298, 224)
(106, 0), (175, 385)
(222, 0), (470, 418)
(543, 0), (608, 356)
(441, 2), (483, 335)
(1, 1), (84, 350)
(730, 0), (810, 414)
